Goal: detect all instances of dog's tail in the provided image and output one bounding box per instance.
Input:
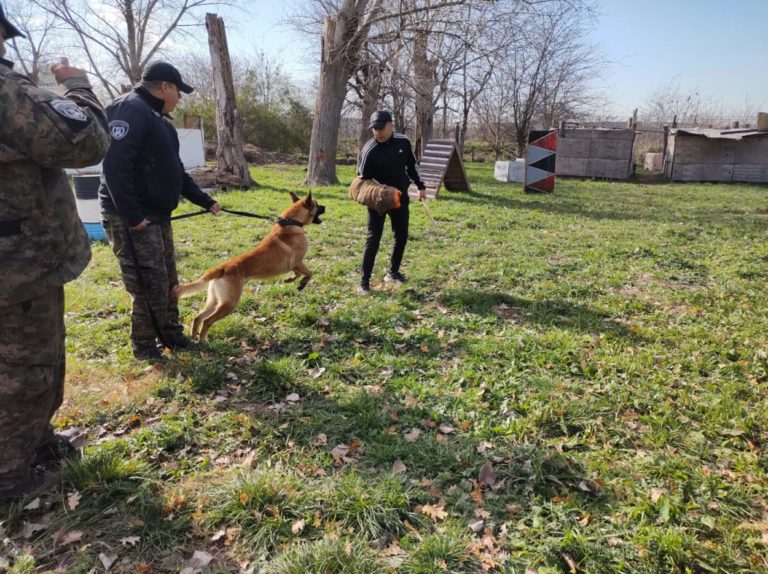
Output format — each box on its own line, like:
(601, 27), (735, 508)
(172, 268), (226, 299)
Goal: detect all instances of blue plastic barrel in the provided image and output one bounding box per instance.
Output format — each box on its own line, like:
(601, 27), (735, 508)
(73, 175), (106, 241)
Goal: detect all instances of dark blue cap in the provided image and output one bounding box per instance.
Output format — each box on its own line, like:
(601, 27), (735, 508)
(0, 3), (25, 40)
(369, 110), (393, 129)
(142, 61), (194, 94)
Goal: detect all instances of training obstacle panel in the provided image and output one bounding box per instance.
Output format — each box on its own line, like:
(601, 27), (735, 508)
(410, 138), (471, 199)
(524, 130), (558, 193)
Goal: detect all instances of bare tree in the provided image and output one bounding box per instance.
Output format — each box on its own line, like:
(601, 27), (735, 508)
(474, 66), (516, 159)
(642, 78), (729, 127)
(493, 1), (600, 153)
(5, 0), (57, 84)
(303, 0), (384, 185)
(468, 1), (601, 157)
(292, 0), (470, 185)
(348, 47), (386, 148)
(32, 0), (241, 98)
(450, 1), (525, 153)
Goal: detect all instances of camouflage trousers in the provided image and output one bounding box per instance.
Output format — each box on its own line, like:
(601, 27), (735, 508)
(103, 217), (184, 354)
(0, 287), (65, 493)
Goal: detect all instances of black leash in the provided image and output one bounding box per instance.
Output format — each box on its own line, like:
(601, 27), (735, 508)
(157, 208), (304, 227)
(161, 207), (275, 223)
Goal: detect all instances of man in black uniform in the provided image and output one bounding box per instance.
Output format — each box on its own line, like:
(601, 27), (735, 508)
(99, 61), (221, 360)
(357, 110), (426, 294)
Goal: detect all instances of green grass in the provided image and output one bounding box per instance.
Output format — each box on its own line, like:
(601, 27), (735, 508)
(1, 164), (767, 572)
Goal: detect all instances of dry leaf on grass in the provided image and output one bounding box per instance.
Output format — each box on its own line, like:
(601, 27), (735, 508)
(470, 481), (485, 505)
(403, 428), (422, 442)
(438, 423), (455, 434)
(58, 530), (84, 545)
(469, 519), (485, 533)
(188, 550), (214, 568)
(22, 522), (46, 539)
(120, 536), (140, 546)
(99, 553), (118, 570)
(211, 528), (227, 542)
(23, 498), (41, 511)
(308, 367), (326, 379)
(478, 462), (497, 487)
(392, 459), (407, 474)
(419, 500), (448, 522)
(291, 519), (306, 535)
(67, 491), (81, 511)
(331, 444), (355, 463)
(381, 540), (406, 556)
(311, 433), (328, 446)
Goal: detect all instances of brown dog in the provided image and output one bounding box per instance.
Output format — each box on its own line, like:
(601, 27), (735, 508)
(172, 191), (325, 341)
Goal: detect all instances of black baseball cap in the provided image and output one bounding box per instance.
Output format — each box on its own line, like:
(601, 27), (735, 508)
(142, 61), (194, 94)
(369, 110), (393, 129)
(0, 3), (25, 40)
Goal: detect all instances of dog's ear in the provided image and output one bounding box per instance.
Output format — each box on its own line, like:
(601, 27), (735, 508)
(289, 191), (300, 203)
(303, 189), (313, 207)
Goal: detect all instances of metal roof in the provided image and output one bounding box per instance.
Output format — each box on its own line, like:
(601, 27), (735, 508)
(672, 128), (768, 140)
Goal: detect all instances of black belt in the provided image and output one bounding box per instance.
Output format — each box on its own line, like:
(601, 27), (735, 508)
(0, 218), (25, 238)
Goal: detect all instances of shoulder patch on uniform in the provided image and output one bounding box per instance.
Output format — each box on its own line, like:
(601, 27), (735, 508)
(49, 99), (88, 122)
(110, 120), (130, 141)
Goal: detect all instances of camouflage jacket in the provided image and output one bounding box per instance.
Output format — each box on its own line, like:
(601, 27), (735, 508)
(0, 58), (110, 307)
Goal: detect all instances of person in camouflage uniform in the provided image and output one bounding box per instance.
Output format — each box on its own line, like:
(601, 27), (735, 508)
(99, 61), (220, 361)
(0, 5), (110, 501)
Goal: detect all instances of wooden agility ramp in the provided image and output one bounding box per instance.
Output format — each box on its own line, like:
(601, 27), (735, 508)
(409, 138), (471, 199)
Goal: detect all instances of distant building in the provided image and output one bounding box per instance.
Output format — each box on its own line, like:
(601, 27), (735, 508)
(664, 114), (768, 183)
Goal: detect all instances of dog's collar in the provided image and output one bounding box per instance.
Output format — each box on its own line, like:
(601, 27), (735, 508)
(276, 217), (304, 227)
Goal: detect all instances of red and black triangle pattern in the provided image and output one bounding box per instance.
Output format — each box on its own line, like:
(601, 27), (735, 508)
(524, 130), (558, 193)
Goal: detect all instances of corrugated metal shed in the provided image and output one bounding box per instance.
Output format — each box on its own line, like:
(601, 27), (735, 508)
(665, 128), (768, 182)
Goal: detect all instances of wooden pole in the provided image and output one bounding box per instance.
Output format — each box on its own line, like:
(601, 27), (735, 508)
(206, 13), (253, 187)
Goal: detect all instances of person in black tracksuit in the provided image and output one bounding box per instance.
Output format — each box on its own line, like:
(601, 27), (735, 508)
(98, 61), (221, 360)
(357, 110), (426, 294)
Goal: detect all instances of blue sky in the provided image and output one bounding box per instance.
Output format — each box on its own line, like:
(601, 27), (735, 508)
(590, 0), (768, 116)
(216, 0), (768, 118)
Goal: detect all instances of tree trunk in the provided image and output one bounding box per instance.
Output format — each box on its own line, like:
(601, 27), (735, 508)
(358, 62), (383, 150)
(412, 30), (436, 160)
(306, 17), (346, 185)
(306, 0), (379, 186)
(206, 13), (253, 187)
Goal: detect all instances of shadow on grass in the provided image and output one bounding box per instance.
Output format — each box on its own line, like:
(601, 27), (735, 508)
(173, 350), (610, 515)
(439, 288), (642, 342)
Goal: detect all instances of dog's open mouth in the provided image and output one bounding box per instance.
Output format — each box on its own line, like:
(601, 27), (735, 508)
(313, 204), (326, 224)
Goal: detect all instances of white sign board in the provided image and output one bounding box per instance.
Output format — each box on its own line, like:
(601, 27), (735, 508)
(178, 128), (206, 168)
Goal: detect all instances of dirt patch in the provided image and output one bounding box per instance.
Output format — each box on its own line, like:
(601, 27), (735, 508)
(187, 166), (257, 190)
(205, 143), (300, 165)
